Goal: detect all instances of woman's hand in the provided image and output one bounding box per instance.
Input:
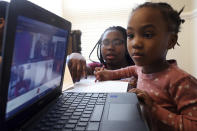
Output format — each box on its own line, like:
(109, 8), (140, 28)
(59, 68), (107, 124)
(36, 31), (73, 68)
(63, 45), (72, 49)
(94, 67), (114, 82)
(128, 88), (153, 108)
(68, 53), (87, 82)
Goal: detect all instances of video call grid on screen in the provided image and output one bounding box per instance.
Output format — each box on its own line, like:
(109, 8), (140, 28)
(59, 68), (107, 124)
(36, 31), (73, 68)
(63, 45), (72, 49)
(6, 16), (68, 119)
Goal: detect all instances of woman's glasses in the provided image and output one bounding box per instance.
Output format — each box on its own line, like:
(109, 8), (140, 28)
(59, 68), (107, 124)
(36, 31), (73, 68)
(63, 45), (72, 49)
(101, 39), (125, 47)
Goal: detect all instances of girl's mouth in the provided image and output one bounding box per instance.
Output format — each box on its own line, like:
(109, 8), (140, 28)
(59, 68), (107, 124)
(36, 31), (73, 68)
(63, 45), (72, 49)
(106, 55), (115, 59)
(132, 52), (144, 59)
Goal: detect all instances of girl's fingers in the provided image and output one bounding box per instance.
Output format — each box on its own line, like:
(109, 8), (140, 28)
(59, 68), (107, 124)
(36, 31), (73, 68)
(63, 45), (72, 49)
(82, 65), (87, 79)
(72, 66), (77, 82)
(137, 92), (146, 99)
(76, 64), (82, 82)
(95, 75), (101, 82)
(129, 89), (146, 100)
(94, 67), (100, 72)
(130, 89), (153, 107)
(95, 67), (104, 72)
(128, 88), (141, 93)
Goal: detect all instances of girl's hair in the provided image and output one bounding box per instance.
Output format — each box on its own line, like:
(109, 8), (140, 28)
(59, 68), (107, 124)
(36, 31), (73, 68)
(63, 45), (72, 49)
(89, 26), (134, 66)
(0, 1), (9, 19)
(133, 2), (185, 46)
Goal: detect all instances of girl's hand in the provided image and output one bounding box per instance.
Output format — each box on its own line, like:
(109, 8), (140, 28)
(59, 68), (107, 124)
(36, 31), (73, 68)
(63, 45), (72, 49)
(68, 53), (87, 82)
(94, 68), (113, 82)
(94, 67), (105, 72)
(128, 88), (153, 108)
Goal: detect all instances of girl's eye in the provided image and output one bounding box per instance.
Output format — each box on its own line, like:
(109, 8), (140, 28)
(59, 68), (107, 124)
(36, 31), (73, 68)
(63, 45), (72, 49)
(127, 34), (134, 39)
(143, 32), (153, 38)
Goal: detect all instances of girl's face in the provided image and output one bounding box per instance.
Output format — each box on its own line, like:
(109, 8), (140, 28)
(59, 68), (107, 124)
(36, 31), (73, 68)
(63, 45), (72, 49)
(101, 30), (127, 67)
(127, 7), (176, 66)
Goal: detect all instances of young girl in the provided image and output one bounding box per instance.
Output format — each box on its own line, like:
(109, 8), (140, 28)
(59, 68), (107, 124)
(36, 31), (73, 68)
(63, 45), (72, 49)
(95, 2), (197, 131)
(68, 26), (135, 82)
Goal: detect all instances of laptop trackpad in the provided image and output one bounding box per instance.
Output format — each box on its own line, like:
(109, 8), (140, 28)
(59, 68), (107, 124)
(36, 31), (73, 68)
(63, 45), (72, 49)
(108, 104), (138, 121)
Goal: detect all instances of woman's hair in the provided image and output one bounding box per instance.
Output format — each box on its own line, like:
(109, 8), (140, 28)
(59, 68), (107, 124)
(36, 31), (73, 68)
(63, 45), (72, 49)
(133, 2), (185, 46)
(0, 1), (9, 19)
(89, 26), (134, 66)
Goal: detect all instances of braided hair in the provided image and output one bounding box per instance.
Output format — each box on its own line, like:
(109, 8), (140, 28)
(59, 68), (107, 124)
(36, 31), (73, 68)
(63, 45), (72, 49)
(133, 2), (185, 47)
(89, 26), (134, 66)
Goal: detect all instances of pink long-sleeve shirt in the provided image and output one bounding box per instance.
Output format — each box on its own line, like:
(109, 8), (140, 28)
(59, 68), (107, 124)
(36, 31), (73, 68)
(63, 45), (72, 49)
(111, 60), (197, 131)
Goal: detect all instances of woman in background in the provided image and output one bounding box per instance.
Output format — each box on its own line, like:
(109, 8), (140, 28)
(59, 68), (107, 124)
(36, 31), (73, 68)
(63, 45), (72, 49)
(68, 26), (135, 83)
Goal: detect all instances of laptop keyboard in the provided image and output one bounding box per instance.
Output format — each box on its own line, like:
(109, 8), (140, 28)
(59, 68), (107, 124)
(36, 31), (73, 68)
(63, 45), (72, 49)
(32, 92), (107, 131)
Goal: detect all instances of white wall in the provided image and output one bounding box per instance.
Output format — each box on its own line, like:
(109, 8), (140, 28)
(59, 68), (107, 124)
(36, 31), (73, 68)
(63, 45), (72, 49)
(28, 0), (63, 17)
(151, 0), (192, 12)
(189, 9), (197, 77)
(191, 0), (197, 10)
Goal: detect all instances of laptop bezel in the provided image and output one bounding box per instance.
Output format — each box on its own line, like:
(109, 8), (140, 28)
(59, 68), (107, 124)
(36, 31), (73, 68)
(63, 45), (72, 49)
(0, 0), (71, 130)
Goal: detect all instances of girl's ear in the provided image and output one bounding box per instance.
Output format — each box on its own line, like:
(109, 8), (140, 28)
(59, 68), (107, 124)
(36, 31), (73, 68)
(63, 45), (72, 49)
(168, 33), (178, 49)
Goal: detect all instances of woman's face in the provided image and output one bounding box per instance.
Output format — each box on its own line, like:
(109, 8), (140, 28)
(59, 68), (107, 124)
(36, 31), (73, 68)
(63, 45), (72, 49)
(101, 30), (127, 67)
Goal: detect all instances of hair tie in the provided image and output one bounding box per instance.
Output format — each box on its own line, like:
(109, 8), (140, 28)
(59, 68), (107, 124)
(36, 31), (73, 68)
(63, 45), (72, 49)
(180, 19), (185, 24)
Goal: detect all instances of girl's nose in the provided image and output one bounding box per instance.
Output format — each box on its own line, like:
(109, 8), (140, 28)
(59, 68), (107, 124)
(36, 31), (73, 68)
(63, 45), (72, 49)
(106, 43), (115, 50)
(131, 37), (143, 49)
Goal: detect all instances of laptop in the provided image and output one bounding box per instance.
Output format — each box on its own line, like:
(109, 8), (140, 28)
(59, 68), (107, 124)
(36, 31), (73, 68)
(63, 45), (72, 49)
(0, 0), (149, 131)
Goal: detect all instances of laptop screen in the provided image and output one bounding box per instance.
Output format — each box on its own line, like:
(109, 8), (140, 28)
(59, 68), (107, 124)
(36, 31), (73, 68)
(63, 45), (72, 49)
(5, 16), (68, 119)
